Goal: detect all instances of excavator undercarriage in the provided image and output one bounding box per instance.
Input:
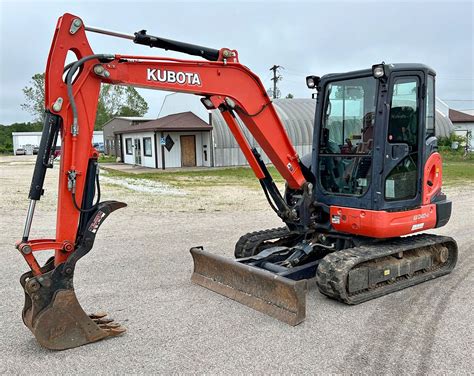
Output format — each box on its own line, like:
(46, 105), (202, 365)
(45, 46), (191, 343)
(191, 229), (457, 325)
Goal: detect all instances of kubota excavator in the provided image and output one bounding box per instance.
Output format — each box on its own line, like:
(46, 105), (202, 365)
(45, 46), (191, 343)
(16, 13), (457, 350)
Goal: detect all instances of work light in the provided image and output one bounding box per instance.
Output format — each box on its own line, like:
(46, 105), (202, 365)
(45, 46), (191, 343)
(372, 64), (386, 79)
(306, 75), (320, 89)
(201, 97), (215, 110)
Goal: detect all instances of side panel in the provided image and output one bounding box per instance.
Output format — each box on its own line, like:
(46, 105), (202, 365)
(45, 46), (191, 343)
(422, 152), (443, 204)
(329, 205), (437, 238)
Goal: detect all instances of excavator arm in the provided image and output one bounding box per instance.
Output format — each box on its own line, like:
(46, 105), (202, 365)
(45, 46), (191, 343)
(16, 13), (308, 349)
(22, 13), (308, 269)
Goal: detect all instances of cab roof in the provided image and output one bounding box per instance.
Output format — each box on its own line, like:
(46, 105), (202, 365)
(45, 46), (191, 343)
(320, 63), (436, 81)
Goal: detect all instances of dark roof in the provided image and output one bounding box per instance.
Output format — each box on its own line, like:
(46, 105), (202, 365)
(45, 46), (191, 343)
(449, 109), (474, 123)
(115, 112), (212, 134)
(102, 117), (154, 138)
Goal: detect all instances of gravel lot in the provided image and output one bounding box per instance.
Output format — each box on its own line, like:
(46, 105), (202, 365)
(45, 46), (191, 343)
(0, 155), (473, 374)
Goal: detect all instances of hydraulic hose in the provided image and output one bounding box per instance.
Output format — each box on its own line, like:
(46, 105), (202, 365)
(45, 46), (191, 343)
(64, 54), (111, 212)
(72, 172), (101, 213)
(65, 53), (114, 135)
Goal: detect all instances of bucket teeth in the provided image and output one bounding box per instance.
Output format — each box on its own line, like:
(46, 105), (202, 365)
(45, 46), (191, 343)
(89, 311), (108, 320)
(91, 313), (126, 334)
(21, 268), (126, 350)
(89, 311), (126, 332)
(97, 321), (126, 334)
(90, 313), (114, 324)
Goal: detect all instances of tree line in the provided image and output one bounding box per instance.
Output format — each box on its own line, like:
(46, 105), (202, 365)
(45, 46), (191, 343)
(0, 73), (149, 153)
(22, 73), (149, 127)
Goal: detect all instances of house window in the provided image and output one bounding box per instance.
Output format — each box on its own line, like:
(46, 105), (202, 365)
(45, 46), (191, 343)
(143, 137), (152, 157)
(125, 138), (132, 155)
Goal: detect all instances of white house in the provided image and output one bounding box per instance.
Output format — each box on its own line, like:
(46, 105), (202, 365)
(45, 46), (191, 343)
(106, 112), (213, 169)
(449, 109), (474, 151)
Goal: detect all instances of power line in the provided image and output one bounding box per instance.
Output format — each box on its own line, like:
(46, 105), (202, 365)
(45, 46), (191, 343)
(441, 99), (474, 101)
(269, 65), (283, 99)
(437, 77), (474, 80)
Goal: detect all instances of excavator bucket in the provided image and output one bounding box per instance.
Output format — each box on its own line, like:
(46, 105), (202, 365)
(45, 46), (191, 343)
(21, 263), (125, 350)
(190, 247), (307, 326)
(19, 201), (127, 350)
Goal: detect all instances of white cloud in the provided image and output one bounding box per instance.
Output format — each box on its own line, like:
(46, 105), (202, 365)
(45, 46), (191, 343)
(0, 0), (472, 124)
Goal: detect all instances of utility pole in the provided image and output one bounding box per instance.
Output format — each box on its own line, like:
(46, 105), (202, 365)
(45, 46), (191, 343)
(269, 65), (283, 99)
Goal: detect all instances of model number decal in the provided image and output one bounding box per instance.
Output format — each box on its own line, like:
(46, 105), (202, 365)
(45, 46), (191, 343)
(147, 68), (202, 86)
(413, 213), (429, 221)
(411, 223), (424, 231)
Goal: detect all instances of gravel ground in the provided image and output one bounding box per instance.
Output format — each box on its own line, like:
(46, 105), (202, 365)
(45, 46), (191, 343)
(0, 155), (473, 374)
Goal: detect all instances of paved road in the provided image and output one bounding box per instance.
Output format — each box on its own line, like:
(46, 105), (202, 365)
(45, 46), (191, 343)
(0, 156), (472, 374)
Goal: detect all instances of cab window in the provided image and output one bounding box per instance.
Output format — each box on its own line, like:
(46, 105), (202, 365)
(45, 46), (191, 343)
(426, 75), (435, 138)
(385, 77), (419, 201)
(318, 76), (377, 196)
(387, 78), (419, 150)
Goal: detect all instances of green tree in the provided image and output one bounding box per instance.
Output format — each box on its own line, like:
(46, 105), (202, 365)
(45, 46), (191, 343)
(21, 73), (149, 129)
(96, 85), (149, 129)
(21, 73), (46, 123)
(0, 122), (43, 154)
(285, 93), (294, 99)
(334, 86), (363, 100)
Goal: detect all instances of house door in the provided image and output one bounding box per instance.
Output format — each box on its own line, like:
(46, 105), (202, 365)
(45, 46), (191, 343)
(180, 135), (196, 167)
(134, 138), (142, 165)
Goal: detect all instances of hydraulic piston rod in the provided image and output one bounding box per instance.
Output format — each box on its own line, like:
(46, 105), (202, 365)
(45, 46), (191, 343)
(85, 25), (220, 61)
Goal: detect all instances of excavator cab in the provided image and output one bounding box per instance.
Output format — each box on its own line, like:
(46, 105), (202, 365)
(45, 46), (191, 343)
(312, 64), (444, 215)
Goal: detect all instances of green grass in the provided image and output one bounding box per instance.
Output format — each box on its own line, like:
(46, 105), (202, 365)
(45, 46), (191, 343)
(439, 150), (474, 186)
(442, 160), (474, 186)
(98, 154), (116, 163)
(100, 165), (284, 188)
(101, 156), (473, 189)
(439, 148), (474, 162)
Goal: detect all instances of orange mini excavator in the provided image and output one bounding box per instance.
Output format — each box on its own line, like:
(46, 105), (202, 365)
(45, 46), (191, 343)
(17, 13), (457, 350)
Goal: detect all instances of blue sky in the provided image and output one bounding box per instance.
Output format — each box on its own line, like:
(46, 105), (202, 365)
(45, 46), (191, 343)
(0, 0), (472, 124)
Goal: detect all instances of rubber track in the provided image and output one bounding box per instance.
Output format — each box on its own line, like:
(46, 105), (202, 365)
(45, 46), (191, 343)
(234, 227), (295, 258)
(316, 233), (458, 305)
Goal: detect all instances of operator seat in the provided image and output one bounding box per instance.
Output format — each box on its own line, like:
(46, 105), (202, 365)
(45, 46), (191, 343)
(388, 106), (417, 146)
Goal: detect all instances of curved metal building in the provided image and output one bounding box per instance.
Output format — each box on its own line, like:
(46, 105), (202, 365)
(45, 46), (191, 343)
(212, 98), (316, 166)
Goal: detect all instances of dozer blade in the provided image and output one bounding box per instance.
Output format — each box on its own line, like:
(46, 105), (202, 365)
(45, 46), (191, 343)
(190, 247), (307, 326)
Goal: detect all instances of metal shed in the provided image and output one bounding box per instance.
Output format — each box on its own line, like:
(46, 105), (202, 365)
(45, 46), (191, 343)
(211, 98), (455, 166)
(211, 98), (316, 166)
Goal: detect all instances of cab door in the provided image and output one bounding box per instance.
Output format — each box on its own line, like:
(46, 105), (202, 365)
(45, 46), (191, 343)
(379, 72), (425, 210)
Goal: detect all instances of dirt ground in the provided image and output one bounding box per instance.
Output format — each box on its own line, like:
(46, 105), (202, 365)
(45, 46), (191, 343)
(0, 155), (473, 374)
